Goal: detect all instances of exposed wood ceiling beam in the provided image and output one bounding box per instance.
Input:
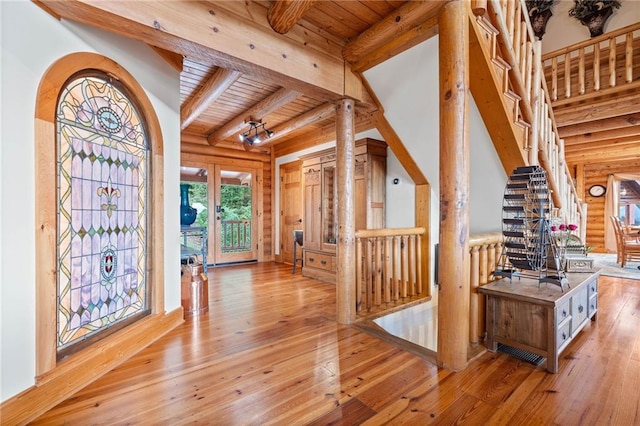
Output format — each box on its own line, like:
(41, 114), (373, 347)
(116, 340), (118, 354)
(351, 17), (439, 72)
(343, 1), (444, 64)
(273, 112), (375, 157)
(558, 112), (640, 138)
(267, 0), (318, 34)
(148, 46), (184, 73)
(206, 88), (301, 145)
(263, 102), (336, 144)
(39, 0), (349, 101)
(565, 140), (640, 164)
(181, 68), (241, 130)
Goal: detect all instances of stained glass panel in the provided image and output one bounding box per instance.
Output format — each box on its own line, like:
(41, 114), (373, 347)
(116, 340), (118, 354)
(57, 75), (148, 350)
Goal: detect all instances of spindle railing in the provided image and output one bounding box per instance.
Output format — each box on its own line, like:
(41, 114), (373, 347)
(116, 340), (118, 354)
(468, 232), (504, 345)
(355, 227), (427, 317)
(543, 22), (640, 107)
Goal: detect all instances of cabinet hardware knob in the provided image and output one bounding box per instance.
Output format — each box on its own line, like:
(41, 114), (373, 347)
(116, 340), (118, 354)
(562, 310), (566, 317)
(321, 260), (327, 265)
(578, 305), (584, 313)
(562, 333), (567, 340)
(309, 257), (314, 262)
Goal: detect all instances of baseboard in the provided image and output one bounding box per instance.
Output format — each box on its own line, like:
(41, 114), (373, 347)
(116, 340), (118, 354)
(0, 308), (183, 425)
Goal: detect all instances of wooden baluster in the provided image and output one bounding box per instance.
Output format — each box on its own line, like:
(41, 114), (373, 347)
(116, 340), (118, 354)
(593, 43), (601, 91)
(384, 236), (392, 303)
(609, 36), (616, 88)
(416, 235), (423, 295)
(578, 47), (585, 95)
(506, 0), (515, 42)
(365, 238), (372, 311)
(478, 244), (488, 338)
(551, 56), (558, 101)
(356, 237), (363, 313)
(564, 52), (571, 99)
(393, 235), (401, 301)
(374, 237), (382, 306)
(625, 32), (633, 83)
(408, 235), (416, 296)
(401, 235), (409, 298)
(513, 10), (521, 68)
(525, 41), (533, 104)
(469, 246), (480, 344)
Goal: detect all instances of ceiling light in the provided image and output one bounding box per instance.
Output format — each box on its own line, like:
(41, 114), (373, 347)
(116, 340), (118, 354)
(239, 120), (274, 145)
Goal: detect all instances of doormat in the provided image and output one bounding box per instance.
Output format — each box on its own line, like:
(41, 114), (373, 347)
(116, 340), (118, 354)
(497, 343), (545, 366)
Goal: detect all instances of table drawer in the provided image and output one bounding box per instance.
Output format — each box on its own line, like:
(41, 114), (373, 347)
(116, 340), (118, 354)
(571, 286), (589, 331)
(588, 295), (598, 317)
(305, 251), (334, 272)
(557, 320), (572, 349)
(588, 279), (598, 298)
(556, 299), (571, 326)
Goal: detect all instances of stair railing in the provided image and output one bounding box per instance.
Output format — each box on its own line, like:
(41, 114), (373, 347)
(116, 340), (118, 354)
(479, 0), (584, 231)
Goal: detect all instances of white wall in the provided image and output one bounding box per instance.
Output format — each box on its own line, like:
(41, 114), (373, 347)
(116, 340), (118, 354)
(0, 1), (181, 402)
(364, 36), (507, 235)
(541, 0), (640, 53)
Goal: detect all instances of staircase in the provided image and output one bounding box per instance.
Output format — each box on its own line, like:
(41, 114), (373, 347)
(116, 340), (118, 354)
(468, 0), (585, 238)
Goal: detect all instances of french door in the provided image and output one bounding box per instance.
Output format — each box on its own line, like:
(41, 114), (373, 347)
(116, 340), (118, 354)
(212, 165), (258, 264)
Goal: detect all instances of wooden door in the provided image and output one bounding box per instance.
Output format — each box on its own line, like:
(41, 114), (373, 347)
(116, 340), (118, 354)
(213, 165), (258, 264)
(303, 165), (322, 251)
(279, 161), (302, 265)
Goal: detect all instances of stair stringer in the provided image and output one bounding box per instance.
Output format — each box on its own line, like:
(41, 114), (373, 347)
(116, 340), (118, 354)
(468, 13), (530, 177)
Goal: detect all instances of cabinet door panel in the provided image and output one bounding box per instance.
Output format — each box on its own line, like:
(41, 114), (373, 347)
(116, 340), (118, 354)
(303, 167), (321, 251)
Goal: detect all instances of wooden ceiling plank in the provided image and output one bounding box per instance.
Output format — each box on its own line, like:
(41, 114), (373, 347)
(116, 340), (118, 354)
(558, 112), (640, 138)
(181, 68), (241, 130)
(207, 88), (301, 145)
(39, 0), (347, 100)
(343, 1), (444, 64)
(267, 0), (318, 34)
(553, 94), (640, 126)
(563, 126), (640, 146)
(563, 135), (640, 153)
(566, 144), (640, 164)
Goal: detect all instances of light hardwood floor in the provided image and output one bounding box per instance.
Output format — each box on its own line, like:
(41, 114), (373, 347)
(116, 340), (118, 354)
(32, 263), (640, 425)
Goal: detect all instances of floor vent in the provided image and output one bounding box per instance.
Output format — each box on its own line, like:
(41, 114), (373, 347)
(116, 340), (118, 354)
(497, 344), (545, 366)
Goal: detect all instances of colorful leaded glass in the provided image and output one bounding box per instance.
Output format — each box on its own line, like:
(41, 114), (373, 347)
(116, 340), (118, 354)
(56, 74), (148, 350)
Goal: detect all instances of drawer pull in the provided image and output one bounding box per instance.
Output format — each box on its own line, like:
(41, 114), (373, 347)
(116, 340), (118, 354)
(591, 304), (595, 310)
(578, 305), (584, 314)
(591, 286), (596, 292)
(309, 257), (315, 262)
(562, 309), (567, 318)
(562, 332), (567, 340)
(321, 260), (327, 265)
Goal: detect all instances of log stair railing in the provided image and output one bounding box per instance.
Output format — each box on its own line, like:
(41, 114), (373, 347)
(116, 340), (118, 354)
(470, 0), (585, 236)
(543, 22), (640, 107)
(355, 227), (427, 319)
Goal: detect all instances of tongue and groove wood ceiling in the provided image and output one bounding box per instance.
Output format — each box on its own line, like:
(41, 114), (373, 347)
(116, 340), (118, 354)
(35, 1), (640, 165)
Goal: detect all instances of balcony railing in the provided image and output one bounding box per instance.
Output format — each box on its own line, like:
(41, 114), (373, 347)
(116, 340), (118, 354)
(355, 227), (427, 318)
(543, 22), (640, 106)
(220, 220), (252, 253)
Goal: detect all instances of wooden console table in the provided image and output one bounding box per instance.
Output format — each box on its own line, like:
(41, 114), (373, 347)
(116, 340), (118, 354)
(479, 271), (599, 373)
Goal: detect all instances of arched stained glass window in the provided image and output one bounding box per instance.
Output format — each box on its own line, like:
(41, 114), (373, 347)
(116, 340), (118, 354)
(56, 73), (149, 351)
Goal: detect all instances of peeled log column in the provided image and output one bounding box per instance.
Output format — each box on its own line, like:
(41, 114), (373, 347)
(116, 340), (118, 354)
(336, 98), (356, 324)
(437, 0), (471, 372)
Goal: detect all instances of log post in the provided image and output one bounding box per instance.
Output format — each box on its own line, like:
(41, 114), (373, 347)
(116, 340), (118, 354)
(336, 98), (356, 324)
(437, 0), (470, 371)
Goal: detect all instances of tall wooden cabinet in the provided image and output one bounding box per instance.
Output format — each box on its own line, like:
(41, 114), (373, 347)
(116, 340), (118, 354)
(300, 138), (387, 283)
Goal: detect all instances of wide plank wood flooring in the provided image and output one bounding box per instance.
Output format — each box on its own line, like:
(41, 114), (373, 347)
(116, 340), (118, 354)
(32, 263), (640, 425)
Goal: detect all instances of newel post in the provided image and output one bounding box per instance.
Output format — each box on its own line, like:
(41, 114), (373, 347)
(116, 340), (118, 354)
(336, 98), (356, 324)
(437, 0), (471, 371)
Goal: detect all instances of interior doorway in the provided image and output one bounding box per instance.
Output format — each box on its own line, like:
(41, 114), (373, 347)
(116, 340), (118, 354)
(279, 161), (303, 265)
